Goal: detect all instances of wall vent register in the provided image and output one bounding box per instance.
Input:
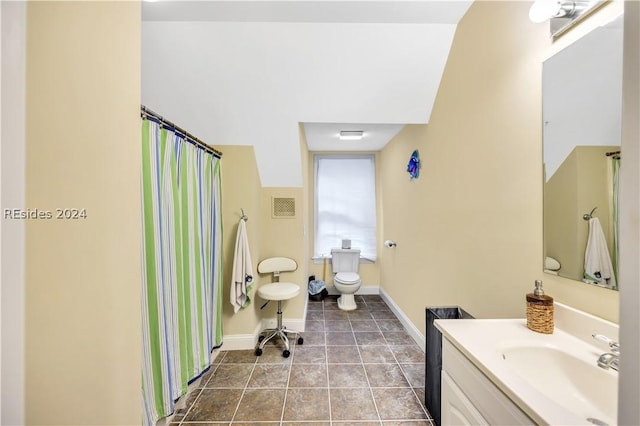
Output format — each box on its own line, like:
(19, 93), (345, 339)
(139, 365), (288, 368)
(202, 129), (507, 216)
(272, 197), (296, 218)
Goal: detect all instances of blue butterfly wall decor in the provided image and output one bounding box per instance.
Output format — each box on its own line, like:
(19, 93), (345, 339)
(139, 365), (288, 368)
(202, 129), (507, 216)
(406, 149), (421, 180)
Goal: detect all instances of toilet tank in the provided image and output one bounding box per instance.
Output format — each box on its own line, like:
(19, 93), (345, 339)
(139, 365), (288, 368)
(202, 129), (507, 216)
(331, 248), (361, 273)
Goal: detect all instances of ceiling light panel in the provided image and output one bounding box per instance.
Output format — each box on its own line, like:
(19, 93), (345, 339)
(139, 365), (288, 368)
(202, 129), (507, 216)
(339, 130), (364, 140)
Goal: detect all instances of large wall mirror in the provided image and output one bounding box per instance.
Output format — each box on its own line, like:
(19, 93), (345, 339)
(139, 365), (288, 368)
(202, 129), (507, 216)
(543, 12), (624, 290)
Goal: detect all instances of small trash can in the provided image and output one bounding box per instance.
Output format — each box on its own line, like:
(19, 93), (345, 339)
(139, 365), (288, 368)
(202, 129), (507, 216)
(425, 306), (474, 426)
(308, 279), (328, 301)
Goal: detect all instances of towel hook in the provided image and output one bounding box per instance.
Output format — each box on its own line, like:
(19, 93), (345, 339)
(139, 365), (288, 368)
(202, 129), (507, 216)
(583, 207), (597, 221)
(240, 208), (248, 222)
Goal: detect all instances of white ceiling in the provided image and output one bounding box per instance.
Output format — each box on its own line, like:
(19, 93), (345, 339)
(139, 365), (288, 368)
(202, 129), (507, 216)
(141, 0), (473, 187)
(304, 123), (405, 151)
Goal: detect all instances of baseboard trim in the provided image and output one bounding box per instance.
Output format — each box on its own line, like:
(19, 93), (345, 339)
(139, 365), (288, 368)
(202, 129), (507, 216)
(326, 284), (380, 296)
(220, 286), (426, 353)
(220, 333), (257, 351)
(221, 318), (306, 351)
(220, 322), (264, 351)
(261, 317), (306, 333)
(379, 288), (426, 352)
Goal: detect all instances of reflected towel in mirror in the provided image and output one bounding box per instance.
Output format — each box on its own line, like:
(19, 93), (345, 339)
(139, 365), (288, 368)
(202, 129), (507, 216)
(583, 218), (616, 289)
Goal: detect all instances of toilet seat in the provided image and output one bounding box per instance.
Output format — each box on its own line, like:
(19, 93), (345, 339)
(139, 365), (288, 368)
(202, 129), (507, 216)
(335, 272), (360, 285)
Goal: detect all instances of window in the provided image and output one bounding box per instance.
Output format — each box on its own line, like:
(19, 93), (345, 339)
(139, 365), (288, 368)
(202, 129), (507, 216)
(314, 154), (377, 261)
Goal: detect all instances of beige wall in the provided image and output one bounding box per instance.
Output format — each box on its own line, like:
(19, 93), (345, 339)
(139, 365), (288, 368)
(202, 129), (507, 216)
(218, 145), (264, 335)
(545, 146), (614, 280)
(300, 124), (311, 295)
(576, 147), (615, 257)
(219, 140), (309, 336)
(545, 149), (581, 278)
(25, 2), (141, 424)
(379, 0), (619, 334)
(259, 187), (307, 319)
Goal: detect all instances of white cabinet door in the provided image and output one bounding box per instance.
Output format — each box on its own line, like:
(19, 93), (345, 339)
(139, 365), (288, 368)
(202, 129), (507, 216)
(441, 370), (489, 426)
(441, 340), (534, 425)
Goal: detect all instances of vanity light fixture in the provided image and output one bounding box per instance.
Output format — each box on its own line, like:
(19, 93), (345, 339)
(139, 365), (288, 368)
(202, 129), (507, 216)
(529, 0), (576, 23)
(529, 0), (606, 38)
(339, 130), (364, 141)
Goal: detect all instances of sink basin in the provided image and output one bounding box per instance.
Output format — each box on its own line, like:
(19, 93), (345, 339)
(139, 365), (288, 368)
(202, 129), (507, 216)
(501, 344), (618, 425)
(435, 308), (620, 426)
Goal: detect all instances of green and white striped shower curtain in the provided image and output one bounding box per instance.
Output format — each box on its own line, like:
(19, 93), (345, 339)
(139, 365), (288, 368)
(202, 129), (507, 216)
(141, 118), (223, 426)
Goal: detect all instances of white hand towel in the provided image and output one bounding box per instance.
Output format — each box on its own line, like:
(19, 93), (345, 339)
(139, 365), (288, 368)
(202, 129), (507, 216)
(230, 220), (253, 313)
(583, 217), (616, 289)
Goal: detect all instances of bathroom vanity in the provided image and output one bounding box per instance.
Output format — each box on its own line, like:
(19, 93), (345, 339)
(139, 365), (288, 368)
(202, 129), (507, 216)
(435, 303), (619, 425)
(440, 338), (533, 425)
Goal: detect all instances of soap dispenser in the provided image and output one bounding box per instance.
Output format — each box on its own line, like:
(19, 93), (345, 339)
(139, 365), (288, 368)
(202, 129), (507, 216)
(526, 280), (554, 334)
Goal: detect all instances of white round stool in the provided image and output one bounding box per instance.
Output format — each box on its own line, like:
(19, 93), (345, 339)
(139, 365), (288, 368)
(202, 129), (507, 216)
(255, 258), (304, 358)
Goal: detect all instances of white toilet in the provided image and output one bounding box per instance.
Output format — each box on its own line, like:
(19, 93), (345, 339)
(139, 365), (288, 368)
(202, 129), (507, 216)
(331, 248), (362, 311)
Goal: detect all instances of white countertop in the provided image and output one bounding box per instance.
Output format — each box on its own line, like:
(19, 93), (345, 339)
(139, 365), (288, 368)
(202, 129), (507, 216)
(435, 313), (618, 426)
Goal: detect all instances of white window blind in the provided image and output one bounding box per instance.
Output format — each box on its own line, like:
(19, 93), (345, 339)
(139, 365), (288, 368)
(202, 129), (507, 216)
(314, 155), (377, 261)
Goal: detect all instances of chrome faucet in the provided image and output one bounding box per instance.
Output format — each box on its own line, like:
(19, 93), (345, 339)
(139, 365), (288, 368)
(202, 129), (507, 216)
(593, 334), (620, 371)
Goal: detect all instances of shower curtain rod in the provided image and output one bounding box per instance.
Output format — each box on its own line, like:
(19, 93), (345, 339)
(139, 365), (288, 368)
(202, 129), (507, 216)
(606, 150), (621, 157)
(141, 105), (223, 158)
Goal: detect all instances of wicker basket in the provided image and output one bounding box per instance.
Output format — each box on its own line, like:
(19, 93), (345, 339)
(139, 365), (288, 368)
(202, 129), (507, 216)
(526, 302), (554, 334)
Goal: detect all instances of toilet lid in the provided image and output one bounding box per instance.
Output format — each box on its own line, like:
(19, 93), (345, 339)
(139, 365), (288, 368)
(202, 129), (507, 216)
(335, 272), (360, 284)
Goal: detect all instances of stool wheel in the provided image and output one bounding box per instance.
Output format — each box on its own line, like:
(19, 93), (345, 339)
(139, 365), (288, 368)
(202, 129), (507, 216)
(282, 350), (290, 358)
(255, 348), (263, 356)
(297, 337), (304, 345)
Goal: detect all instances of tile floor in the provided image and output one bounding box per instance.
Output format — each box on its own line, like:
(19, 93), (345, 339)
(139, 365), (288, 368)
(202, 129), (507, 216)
(171, 294), (434, 425)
